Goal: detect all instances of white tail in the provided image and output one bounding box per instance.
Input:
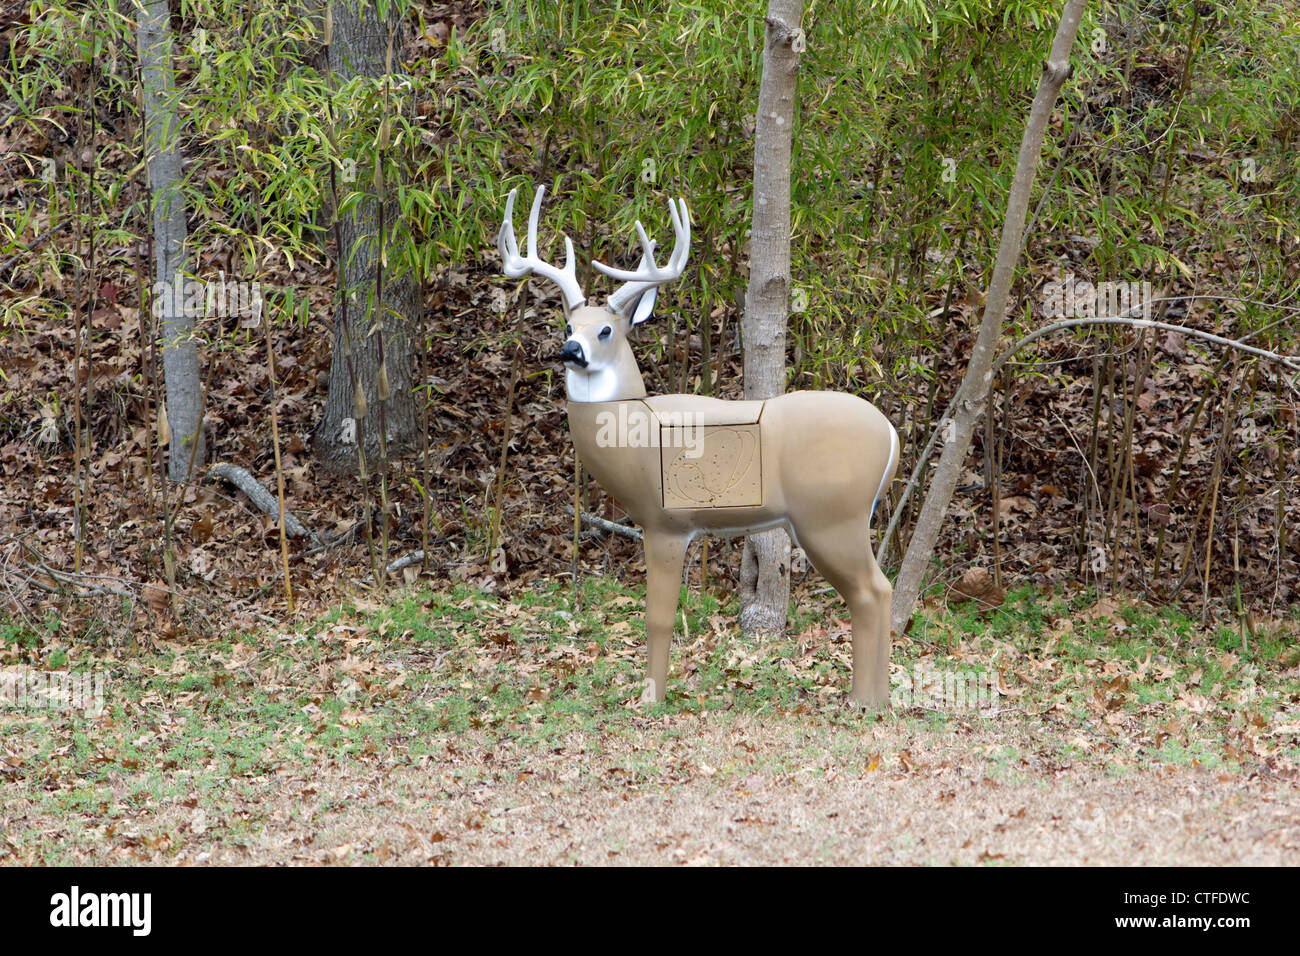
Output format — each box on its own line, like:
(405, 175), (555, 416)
(500, 186), (900, 706)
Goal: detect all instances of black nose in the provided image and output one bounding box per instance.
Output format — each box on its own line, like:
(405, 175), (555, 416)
(560, 340), (587, 367)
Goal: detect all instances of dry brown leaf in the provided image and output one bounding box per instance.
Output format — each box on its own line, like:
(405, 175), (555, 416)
(950, 567), (1007, 610)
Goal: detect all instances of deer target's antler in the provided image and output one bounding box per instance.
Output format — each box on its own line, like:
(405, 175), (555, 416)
(497, 186), (586, 312)
(594, 197), (691, 318)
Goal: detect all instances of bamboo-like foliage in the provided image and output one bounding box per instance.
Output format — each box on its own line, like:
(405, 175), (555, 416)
(3, 0), (1298, 614)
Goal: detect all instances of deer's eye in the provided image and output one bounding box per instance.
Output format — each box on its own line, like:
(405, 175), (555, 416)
(598, 325), (613, 341)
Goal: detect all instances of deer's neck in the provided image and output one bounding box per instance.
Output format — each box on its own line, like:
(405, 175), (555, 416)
(565, 350), (647, 403)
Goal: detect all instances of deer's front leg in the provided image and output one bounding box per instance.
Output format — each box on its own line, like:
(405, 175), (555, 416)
(642, 533), (689, 703)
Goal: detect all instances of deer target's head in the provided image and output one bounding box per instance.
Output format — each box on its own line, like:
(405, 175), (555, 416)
(498, 186), (690, 403)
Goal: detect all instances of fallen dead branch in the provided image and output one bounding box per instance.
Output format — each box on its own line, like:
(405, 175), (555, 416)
(9, 537), (143, 601)
(300, 520), (362, 559)
(1, 535), (207, 637)
(563, 506), (642, 541)
(207, 463), (321, 546)
(382, 535), (451, 575)
(387, 550), (427, 574)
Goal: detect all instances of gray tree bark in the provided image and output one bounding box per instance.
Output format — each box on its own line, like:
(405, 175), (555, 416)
(739, 0), (804, 636)
(313, 0), (422, 473)
(890, 0), (1089, 634)
(138, 0), (203, 481)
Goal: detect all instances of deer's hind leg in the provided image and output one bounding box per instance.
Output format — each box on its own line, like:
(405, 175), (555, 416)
(795, 519), (892, 707)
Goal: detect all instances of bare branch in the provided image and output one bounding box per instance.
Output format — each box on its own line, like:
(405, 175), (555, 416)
(207, 463), (321, 546)
(563, 505), (642, 540)
(880, 310), (1300, 567)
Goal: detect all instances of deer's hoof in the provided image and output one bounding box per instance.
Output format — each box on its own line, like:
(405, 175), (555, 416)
(638, 678), (664, 705)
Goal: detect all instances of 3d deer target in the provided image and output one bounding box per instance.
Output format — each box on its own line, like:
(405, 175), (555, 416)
(499, 185), (899, 706)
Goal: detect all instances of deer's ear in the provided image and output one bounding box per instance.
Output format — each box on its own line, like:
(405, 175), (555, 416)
(629, 287), (658, 326)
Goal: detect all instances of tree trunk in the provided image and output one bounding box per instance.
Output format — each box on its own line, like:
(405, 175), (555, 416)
(890, 0), (1088, 634)
(138, 0), (203, 481)
(739, 0), (804, 636)
(313, 0), (422, 473)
